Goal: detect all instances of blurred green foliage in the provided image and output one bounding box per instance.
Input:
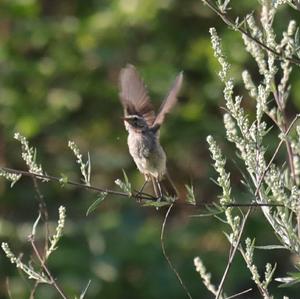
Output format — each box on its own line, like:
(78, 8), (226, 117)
(0, 0), (300, 298)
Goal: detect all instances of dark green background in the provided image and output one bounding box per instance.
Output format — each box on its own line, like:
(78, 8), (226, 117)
(0, 0), (299, 298)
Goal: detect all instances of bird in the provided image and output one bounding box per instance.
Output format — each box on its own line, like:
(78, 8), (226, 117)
(118, 64), (183, 200)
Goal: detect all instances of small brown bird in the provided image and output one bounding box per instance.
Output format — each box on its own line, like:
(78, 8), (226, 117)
(118, 64), (183, 199)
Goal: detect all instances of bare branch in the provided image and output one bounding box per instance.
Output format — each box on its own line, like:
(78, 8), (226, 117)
(255, 114), (300, 197)
(1, 166), (286, 209)
(29, 234), (68, 299)
(215, 208), (252, 299)
(225, 288), (252, 299)
(160, 204), (193, 299)
(1, 166), (154, 200)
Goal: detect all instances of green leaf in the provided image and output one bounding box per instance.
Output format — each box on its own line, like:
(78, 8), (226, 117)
(59, 173), (69, 186)
(185, 184), (196, 205)
(86, 192), (107, 216)
(114, 170), (132, 195)
(287, 271), (300, 279)
(142, 200), (170, 208)
(87, 152), (91, 185)
(255, 245), (288, 250)
(276, 276), (300, 288)
(189, 210), (224, 217)
(122, 169), (130, 186)
(31, 212), (41, 236)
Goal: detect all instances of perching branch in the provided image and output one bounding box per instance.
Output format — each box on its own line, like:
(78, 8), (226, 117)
(0, 166), (285, 209)
(1, 166), (155, 200)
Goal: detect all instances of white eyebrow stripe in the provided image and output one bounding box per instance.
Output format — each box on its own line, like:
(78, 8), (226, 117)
(126, 115), (143, 119)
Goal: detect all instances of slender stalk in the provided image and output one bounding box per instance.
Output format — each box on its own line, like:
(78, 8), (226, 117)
(274, 90), (296, 183)
(255, 114), (300, 197)
(29, 281), (40, 299)
(29, 235), (68, 299)
(1, 166), (154, 199)
(1, 167), (285, 208)
(31, 177), (50, 257)
(160, 204), (193, 299)
(201, 0), (300, 66)
(215, 208), (252, 299)
(5, 278), (13, 299)
(225, 288), (252, 299)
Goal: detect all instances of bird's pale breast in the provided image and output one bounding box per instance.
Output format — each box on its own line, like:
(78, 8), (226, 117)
(127, 130), (166, 179)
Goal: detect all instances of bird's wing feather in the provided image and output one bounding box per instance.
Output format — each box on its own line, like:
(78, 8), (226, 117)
(152, 71), (183, 128)
(119, 64), (155, 126)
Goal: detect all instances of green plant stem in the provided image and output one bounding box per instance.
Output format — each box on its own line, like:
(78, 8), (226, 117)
(255, 114), (300, 197)
(201, 0), (300, 66)
(215, 208), (252, 299)
(1, 167), (286, 208)
(29, 235), (68, 299)
(160, 204), (193, 299)
(225, 288), (252, 299)
(1, 166), (154, 199)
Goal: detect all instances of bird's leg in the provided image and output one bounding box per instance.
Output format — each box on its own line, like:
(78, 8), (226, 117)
(136, 179), (149, 200)
(151, 176), (159, 199)
(156, 178), (163, 202)
(139, 180), (148, 194)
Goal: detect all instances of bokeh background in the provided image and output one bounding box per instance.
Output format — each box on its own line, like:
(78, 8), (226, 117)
(0, 0), (300, 298)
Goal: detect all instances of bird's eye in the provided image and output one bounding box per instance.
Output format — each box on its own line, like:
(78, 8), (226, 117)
(133, 116), (138, 121)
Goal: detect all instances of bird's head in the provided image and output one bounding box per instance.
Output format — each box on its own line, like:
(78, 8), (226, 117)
(123, 115), (148, 132)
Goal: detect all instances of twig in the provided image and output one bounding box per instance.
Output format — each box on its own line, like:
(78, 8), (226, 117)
(215, 208), (252, 299)
(160, 204), (193, 299)
(29, 234), (68, 299)
(297, 206), (300, 239)
(284, 125), (296, 183)
(225, 288), (252, 299)
(1, 167), (285, 208)
(29, 178), (49, 298)
(274, 90), (296, 183)
(31, 177), (50, 257)
(201, 0), (300, 66)
(1, 166), (154, 200)
(5, 277), (13, 299)
(29, 281), (40, 299)
(224, 203), (283, 207)
(255, 114), (300, 197)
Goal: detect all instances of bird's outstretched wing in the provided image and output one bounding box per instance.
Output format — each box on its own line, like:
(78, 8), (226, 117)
(152, 71), (183, 129)
(119, 64), (155, 127)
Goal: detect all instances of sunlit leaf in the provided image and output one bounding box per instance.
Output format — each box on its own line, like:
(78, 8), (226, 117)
(86, 192), (107, 216)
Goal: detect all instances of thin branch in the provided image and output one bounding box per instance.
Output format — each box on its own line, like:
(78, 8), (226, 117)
(160, 204), (193, 299)
(255, 114), (300, 197)
(274, 90), (296, 183)
(29, 281), (40, 299)
(1, 167), (285, 208)
(1, 166), (154, 200)
(224, 203), (283, 207)
(225, 288), (252, 299)
(215, 208), (252, 299)
(201, 0), (300, 66)
(29, 234), (68, 299)
(0, 167), (284, 208)
(31, 177), (50, 257)
(283, 126), (296, 183)
(5, 277), (13, 299)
